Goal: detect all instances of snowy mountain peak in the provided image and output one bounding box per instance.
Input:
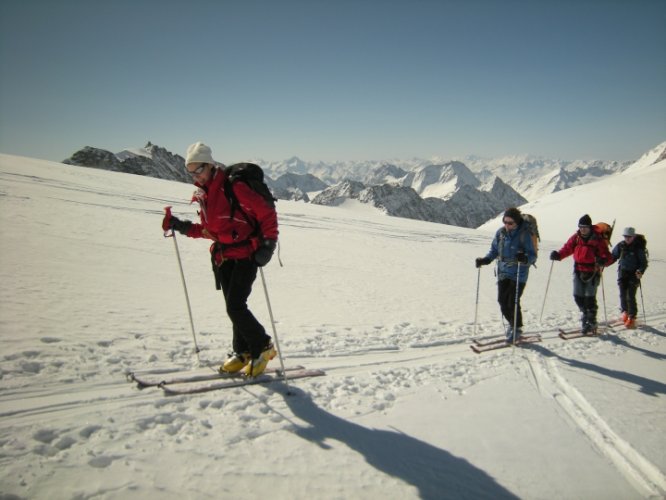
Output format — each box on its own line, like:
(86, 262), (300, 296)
(623, 140), (666, 174)
(363, 163), (409, 186)
(312, 180), (367, 206)
(412, 161), (480, 199)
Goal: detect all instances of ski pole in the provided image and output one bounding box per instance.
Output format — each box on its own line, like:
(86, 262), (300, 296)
(600, 270), (608, 328)
(165, 207), (201, 362)
(539, 260), (554, 322)
(496, 260), (508, 333)
(638, 280), (647, 326)
(473, 267), (481, 337)
(512, 262), (521, 345)
(259, 267), (291, 394)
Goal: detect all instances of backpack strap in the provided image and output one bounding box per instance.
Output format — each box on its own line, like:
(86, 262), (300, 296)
(518, 223), (529, 251)
(222, 177), (262, 249)
(224, 178), (259, 227)
(498, 228), (506, 262)
(223, 177), (240, 221)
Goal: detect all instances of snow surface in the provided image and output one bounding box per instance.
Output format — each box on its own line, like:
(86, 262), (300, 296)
(1, 153), (665, 500)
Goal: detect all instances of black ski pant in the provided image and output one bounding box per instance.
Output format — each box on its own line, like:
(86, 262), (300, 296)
(497, 278), (526, 329)
(217, 258), (271, 358)
(617, 271), (640, 318)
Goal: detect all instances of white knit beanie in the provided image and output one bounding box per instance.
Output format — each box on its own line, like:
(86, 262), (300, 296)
(185, 142), (215, 165)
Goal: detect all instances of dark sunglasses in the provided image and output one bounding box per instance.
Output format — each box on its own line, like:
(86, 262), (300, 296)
(187, 163), (207, 176)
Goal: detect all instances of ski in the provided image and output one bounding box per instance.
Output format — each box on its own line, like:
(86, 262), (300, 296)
(472, 336), (508, 347)
(558, 328), (602, 340)
(130, 364), (304, 388)
(473, 331), (542, 347)
(161, 368), (326, 395)
(471, 335), (542, 353)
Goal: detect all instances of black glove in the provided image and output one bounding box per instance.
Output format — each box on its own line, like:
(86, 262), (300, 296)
(475, 257), (491, 268)
(550, 250), (561, 261)
(254, 239), (277, 267)
(516, 251), (528, 264)
(168, 216), (192, 235)
(595, 257), (605, 268)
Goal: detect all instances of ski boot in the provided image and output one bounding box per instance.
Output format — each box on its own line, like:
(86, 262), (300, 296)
(505, 325), (522, 344)
(582, 320), (598, 335)
(246, 342), (277, 377)
(220, 352), (250, 374)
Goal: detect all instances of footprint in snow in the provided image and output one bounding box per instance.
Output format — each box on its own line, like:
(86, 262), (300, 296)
(20, 361), (42, 374)
(40, 337), (62, 344)
(33, 429), (58, 444)
(88, 455), (115, 468)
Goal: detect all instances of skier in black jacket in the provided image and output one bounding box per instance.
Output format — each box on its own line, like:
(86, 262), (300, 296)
(611, 227), (648, 329)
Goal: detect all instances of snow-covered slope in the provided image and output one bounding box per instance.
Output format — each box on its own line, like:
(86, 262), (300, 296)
(1, 154), (665, 499)
(622, 140), (666, 174)
(479, 154), (666, 254)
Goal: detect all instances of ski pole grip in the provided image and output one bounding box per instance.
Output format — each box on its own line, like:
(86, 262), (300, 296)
(163, 206), (174, 237)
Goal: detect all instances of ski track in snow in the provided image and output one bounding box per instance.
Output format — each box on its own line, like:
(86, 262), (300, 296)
(526, 349), (666, 498)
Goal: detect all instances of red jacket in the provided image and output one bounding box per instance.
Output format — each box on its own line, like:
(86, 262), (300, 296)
(558, 229), (613, 273)
(186, 167), (278, 260)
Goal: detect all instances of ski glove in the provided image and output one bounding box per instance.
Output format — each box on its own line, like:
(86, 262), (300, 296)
(163, 214), (192, 235)
(254, 239), (277, 267)
(475, 257), (491, 268)
(516, 251), (528, 264)
(550, 251), (561, 261)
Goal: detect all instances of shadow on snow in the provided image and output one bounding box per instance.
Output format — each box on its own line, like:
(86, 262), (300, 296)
(279, 385), (518, 500)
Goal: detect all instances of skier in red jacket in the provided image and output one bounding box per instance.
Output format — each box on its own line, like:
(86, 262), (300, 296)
(162, 142), (279, 376)
(550, 214), (613, 334)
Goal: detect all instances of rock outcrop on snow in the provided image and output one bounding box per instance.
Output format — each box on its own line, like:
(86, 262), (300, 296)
(64, 142), (189, 183)
(268, 172), (329, 202)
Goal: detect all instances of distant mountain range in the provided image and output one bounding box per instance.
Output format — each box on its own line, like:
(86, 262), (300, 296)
(309, 161), (527, 227)
(62, 141), (665, 229)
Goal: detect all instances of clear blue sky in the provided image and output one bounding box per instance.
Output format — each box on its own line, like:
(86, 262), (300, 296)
(1, 0), (664, 164)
